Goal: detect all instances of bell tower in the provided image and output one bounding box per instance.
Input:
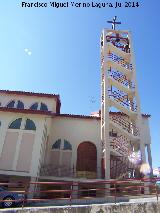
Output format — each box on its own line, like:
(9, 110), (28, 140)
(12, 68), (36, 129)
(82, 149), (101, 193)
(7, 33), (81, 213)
(100, 17), (146, 179)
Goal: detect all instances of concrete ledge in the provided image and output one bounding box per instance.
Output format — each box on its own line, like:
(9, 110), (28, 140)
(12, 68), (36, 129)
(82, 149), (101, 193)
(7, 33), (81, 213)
(0, 200), (160, 213)
(26, 197), (129, 207)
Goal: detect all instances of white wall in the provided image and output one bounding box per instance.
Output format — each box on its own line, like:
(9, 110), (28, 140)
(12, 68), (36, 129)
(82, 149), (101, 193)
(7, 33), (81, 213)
(47, 117), (101, 177)
(0, 94), (57, 112)
(0, 110), (151, 179)
(0, 111), (48, 177)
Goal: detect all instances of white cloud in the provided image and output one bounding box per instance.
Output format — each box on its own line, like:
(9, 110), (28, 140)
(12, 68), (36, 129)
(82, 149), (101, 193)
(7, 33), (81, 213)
(24, 48), (32, 56)
(28, 51), (32, 56)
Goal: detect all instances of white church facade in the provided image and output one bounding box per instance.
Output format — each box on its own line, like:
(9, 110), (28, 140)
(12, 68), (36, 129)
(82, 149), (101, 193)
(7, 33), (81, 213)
(0, 89), (152, 187)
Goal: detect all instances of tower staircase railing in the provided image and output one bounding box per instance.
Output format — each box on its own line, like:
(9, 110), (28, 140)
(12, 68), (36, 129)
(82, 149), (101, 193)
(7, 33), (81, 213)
(108, 89), (137, 111)
(110, 135), (131, 156)
(110, 155), (141, 179)
(110, 115), (139, 137)
(108, 52), (133, 71)
(108, 69), (135, 89)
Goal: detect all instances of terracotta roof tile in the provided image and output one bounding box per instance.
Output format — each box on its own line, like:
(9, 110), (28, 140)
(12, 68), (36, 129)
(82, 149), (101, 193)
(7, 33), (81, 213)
(56, 113), (151, 119)
(0, 90), (60, 99)
(56, 113), (100, 120)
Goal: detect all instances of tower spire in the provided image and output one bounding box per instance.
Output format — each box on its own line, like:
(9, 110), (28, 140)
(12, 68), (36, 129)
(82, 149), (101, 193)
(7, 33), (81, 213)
(107, 16), (121, 30)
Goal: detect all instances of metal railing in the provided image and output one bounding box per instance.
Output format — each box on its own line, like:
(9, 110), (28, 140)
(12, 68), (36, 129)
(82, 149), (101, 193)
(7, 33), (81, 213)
(110, 115), (139, 137)
(108, 69), (135, 89)
(108, 89), (137, 112)
(108, 52), (133, 70)
(106, 36), (130, 53)
(0, 177), (159, 208)
(110, 135), (131, 156)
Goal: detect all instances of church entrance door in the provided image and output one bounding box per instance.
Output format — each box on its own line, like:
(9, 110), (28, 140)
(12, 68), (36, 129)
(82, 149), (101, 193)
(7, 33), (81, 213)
(76, 141), (97, 178)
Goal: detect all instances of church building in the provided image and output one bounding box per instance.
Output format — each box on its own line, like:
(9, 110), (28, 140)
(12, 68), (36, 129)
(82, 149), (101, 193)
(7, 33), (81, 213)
(0, 19), (153, 198)
(0, 90), (151, 185)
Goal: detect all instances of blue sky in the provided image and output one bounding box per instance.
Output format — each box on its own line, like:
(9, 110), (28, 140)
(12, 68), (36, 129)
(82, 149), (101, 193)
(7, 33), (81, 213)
(0, 0), (160, 168)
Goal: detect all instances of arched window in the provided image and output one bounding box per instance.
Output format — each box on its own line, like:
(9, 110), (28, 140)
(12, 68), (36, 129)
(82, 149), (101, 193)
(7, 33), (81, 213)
(52, 139), (61, 149)
(7, 100), (15, 108)
(17, 101), (24, 109)
(63, 140), (72, 150)
(6, 100), (24, 109)
(30, 103), (38, 110)
(40, 103), (48, 111)
(24, 119), (36, 131)
(9, 118), (22, 129)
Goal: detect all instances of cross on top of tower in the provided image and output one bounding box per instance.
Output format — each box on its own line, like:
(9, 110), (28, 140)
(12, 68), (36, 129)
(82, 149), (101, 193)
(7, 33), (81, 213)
(107, 16), (121, 30)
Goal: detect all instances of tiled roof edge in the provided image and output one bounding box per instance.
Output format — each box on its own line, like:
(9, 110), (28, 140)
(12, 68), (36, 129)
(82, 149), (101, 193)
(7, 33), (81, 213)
(0, 90), (60, 99)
